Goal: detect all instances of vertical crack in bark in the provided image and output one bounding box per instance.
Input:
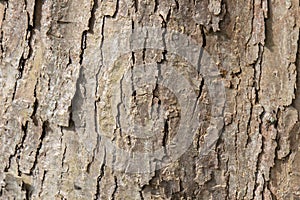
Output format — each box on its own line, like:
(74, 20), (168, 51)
(11, 77), (18, 101)
(174, 0), (179, 11)
(111, 176), (118, 200)
(131, 51), (135, 65)
(79, 31), (87, 65)
(192, 41), (205, 121)
(31, 80), (39, 126)
(142, 30), (149, 64)
(200, 25), (206, 48)
(33, 0), (43, 30)
(245, 0), (255, 47)
(133, 0), (138, 13)
(0, 1), (8, 59)
(66, 52), (76, 129)
(130, 65), (136, 107)
(107, 0), (119, 19)
(162, 118), (169, 147)
(17, 121), (29, 176)
(4, 120), (29, 173)
(160, 24), (168, 62)
(264, 0), (273, 50)
(139, 183), (146, 200)
(252, 111), (264, 199)
(253, 44), (264, 104)
(61, 146), (67, 170)
(60, 128), (67, 168)
(38, 170), (47, 198)
(94, 148), (106, 200)
(193, 46), (205, 113)
(151, 61), (161, 116)
(116, 74), (125, 133)
(88, 0), (99, 34)
(86, 133), (101, 173)
(30, 121), (48, 175)
(17, 55), (26, 80)
(0, 30), (4, 60)
(23, 0), (28, 11)
(233, 79), (241, 199)
(139, 190), (145, 200)
(12, 0), (39, 104)
(57, 127), (67, 198)
(166, 8), (171, 25)
(245, 104), (253, 148)
(94, 16), (106, 136)
(224, 158), (230, 199)
(154, 0), (159, 13)
(18, 0), (40, 81)
(159, 14), (166, 28)
(22, 180), (33, 200)
(79, 0), (99, 63)
(66, 50), (72, 69)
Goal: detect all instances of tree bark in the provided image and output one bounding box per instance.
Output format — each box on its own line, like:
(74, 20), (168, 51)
(0, 0), (299, 199)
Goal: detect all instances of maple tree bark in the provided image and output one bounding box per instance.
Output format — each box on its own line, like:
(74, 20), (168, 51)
(0, 0), (299, 199)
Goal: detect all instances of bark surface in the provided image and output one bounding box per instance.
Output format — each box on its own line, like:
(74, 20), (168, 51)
(0, 0), (300, 199)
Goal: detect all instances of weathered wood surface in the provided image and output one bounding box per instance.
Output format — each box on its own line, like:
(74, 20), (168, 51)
(0, 0), (299, 199)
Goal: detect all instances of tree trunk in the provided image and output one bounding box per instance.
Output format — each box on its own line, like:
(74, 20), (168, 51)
(0, 0), (299, 199)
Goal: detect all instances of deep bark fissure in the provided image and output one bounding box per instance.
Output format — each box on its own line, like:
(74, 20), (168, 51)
(162, 118), (169, 147)
(154, 0), (159, 13)
(264, 0), (274, 51)
(57, 127), (67, 197)
(17, 121), (29, 176)
(133, 0), (138, 13)
(245, 0), (255, 47)
(33, 0), (43, 30)
(111, 176), (118, 200)
(116, 74), (125, 133)
(245, 104), (253, 148)
(4, 122), (28, 173)
(17, 55), (26, 80)
(86, 134), (102, 175)
(253, 44), (264, 104)
(79, 31), (87, 65)
(174, 0), (179, 10)
(94, 149), (106, 200)
(139, 189), (145, 200)
(38, 170), (47, 198)
(94, 16), (106, 136)
(0, 1), (7, 60)
(87, 0), (99, 34)
(30, 82), (39, 125)
(29, 121), (48, 175)
(22, 181), (33, 200)
(252, 113), (265, 199)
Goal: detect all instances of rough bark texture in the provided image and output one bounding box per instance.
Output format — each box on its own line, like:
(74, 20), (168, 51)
(0, 0), (300, 199)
